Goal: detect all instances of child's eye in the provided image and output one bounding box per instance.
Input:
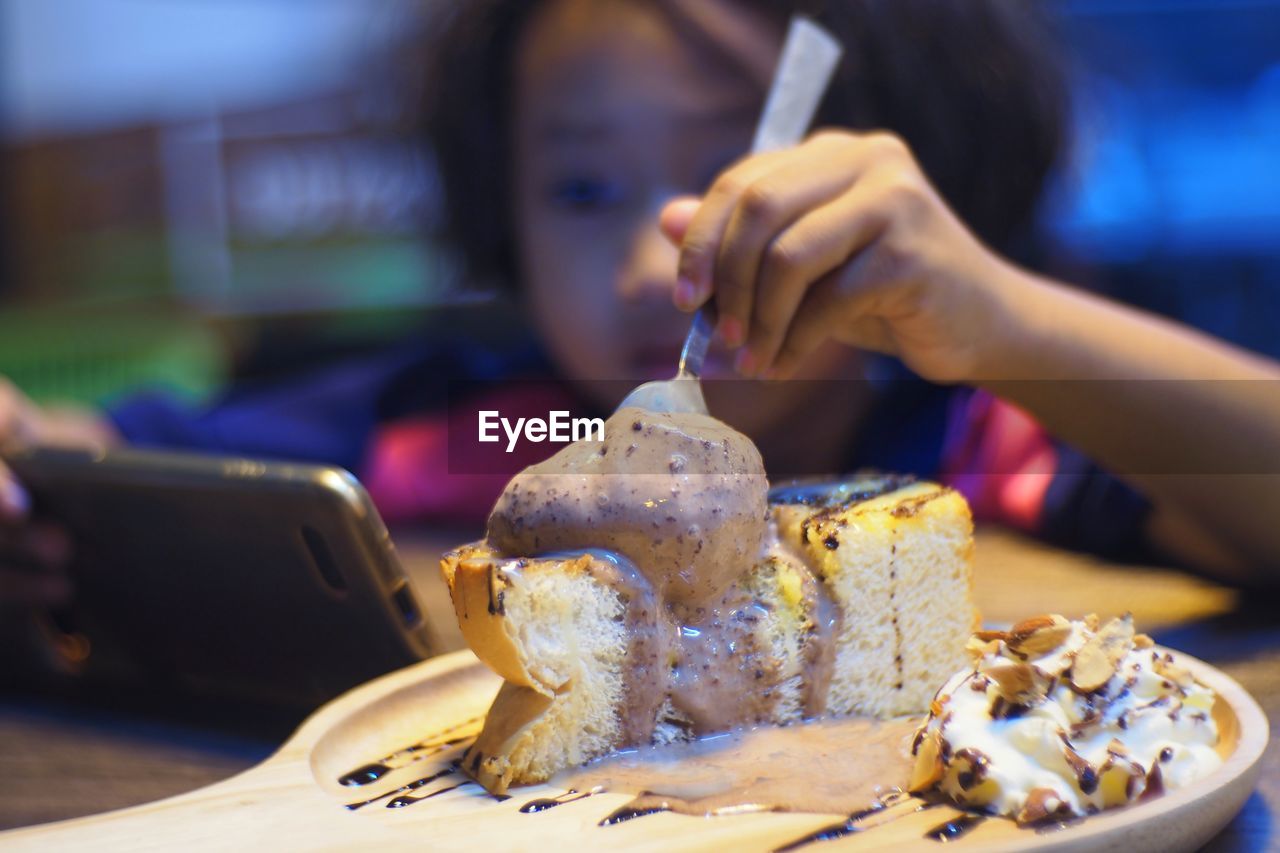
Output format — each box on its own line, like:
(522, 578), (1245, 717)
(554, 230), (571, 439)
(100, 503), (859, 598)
(548, 176), (622, 212)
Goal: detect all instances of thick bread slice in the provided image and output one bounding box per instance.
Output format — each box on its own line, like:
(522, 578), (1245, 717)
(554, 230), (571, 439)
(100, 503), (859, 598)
(773, 482), (978, 717)
(441, 546), (819, 791)
(441, 547), (630, 792)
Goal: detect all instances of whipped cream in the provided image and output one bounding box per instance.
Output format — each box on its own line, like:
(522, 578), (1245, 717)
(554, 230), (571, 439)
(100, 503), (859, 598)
(910, 614), (1221, 825)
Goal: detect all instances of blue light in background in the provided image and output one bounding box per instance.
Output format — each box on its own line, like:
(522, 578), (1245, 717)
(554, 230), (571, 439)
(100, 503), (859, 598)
(1041, 0), (1280, 357)
(1045, 0), (1280, 261)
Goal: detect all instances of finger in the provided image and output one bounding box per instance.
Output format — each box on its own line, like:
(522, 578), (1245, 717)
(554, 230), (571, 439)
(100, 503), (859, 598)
(743, 180), (891, 375)
(0, 461), (30, 522)
(660, 197), (704, 310)
(675, 151), (790, 340)
(769, 267), (890, 380)
(714, 153), (862, 365)
(766, 272), (843, 379)
(659, 197), (700, 247)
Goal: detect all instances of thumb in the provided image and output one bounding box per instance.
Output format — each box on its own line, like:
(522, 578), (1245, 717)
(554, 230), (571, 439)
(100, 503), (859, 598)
(658, 196), (701, 246)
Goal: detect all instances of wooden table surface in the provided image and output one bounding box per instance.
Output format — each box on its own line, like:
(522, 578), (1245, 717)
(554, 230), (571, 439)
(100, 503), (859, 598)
(0, 527), (1274, 850)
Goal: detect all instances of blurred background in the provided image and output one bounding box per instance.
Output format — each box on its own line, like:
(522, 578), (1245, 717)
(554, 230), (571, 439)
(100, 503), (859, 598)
(2, 0), (1278, 411)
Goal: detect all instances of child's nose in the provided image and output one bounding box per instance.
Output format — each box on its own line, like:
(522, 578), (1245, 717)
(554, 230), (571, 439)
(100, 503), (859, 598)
(616, 219), (678, 305)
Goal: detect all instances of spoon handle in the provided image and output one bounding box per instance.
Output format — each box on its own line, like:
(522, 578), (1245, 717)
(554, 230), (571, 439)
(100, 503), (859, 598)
(751, 17), (844, 154)
(676, 17), (843, 379)
(678, 305), (717, 378)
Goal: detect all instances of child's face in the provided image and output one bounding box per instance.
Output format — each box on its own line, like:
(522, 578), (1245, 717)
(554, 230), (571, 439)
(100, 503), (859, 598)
(513, 0), (859, 432)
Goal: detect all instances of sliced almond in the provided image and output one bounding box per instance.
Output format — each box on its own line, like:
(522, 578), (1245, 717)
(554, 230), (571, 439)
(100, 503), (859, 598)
(908, 729), (944, 792)
(973, 629), (1009, 643)
(1133, 633), (1154, 649)
(1070, 613), (1134, 693)
(984, 662), (1050, 705)
(1007, 614), (1072, 658)
(965, 635), (1001, 662)
(1008, 614), (1057, 636)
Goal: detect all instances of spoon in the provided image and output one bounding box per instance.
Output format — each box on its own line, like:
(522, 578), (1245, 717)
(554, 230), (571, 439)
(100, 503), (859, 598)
(617, 15), (843, 415)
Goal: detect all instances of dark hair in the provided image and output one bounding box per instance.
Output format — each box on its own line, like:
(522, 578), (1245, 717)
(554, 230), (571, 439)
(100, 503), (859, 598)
(417, 0), (1069, 291)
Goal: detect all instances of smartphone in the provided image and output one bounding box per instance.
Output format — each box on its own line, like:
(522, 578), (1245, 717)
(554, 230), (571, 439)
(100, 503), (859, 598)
(3, 446), (435, 709)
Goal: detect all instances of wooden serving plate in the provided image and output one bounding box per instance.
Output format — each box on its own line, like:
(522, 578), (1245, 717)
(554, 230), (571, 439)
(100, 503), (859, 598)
(1, 648), (1266, 852)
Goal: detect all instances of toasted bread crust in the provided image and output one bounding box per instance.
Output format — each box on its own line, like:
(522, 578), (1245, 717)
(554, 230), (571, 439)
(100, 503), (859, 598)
(442, 547), (635, 792)
(442, 548), (549, 695)
(463, 681), (555, 792)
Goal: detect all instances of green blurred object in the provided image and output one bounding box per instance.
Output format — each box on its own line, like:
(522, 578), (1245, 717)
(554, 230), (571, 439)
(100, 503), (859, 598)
(223, 238), (443, 316)
(0, 304), (226, 407)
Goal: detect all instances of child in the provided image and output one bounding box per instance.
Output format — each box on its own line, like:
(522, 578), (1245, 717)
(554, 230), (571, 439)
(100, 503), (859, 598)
(2, 0), (1279, 611)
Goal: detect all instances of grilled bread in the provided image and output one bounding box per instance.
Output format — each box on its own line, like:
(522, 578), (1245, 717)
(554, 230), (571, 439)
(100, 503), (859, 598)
(441, 476), (977, 793)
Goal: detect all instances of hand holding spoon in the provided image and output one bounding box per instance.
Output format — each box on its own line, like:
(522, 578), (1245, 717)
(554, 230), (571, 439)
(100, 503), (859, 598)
(617, 15), (843, 415)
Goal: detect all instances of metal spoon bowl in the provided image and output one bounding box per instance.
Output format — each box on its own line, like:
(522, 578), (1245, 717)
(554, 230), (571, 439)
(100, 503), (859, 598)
(617, 307), (715, 414)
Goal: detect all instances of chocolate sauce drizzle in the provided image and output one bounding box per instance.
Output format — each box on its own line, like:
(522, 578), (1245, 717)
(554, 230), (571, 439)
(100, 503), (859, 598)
(335, 715), (483, 789)
(388, 783), (470, 809)
(598, 804), (671, 826)
(888, 541), (904, 691)
(519, 788), (602, 813)
(338, 763), (391, 787)
(773, 814), (872, 852)
(344, 768), (458, 811)
(773, 792), (921, 852)
(923, 813), (987, 842)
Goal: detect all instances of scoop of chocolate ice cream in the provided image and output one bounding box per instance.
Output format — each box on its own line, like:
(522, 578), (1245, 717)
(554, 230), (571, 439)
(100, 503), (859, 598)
(486, 406), (767, 613)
